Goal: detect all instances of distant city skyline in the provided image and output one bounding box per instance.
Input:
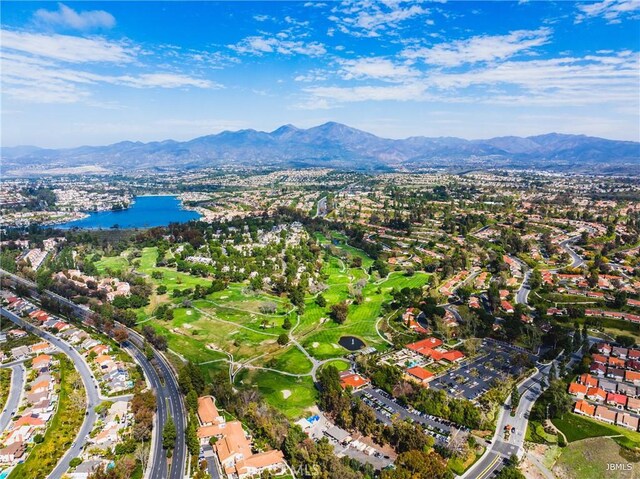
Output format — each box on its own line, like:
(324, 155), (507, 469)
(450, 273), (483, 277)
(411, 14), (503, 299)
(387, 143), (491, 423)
(1, 0), (639, 148)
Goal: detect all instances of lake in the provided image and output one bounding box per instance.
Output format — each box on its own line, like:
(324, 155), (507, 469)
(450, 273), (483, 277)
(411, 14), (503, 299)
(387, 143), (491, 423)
(57, 195), (201, 229)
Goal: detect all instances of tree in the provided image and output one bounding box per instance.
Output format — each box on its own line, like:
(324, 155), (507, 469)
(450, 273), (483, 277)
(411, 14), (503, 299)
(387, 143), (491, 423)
(381, 450), (451, 479)
(113, 328), (129, 344)
(163, 416), (177, 449)
(316, 294), (327, 307)
(510, 385), (521, 414)
(330, 301), (349, 324)
(496, 465), (525, 479)
(277, 333), (289, 346)
(616, 334), (636, 348)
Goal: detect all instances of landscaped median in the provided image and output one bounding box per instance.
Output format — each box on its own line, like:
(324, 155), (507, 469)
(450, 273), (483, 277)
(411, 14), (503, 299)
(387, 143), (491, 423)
(0, 368), (11, 413)
(9, 355), (86, 479)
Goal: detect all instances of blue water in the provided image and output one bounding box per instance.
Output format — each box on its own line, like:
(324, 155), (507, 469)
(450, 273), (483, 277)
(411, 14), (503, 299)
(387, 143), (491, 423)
(57, 195), (201, 229)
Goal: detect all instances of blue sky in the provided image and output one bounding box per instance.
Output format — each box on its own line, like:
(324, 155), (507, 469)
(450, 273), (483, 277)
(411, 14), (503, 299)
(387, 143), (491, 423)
(1, 1), (639, 147)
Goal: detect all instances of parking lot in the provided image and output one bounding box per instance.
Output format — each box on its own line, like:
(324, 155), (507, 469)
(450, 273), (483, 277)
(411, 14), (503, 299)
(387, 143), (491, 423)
(304, 411), (394, 470)
(354, 387), (464, 445)
(430, 339), (536, 401)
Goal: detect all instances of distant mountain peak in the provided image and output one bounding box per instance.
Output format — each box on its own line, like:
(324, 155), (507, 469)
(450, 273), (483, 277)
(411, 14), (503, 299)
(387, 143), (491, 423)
(2, 123), (638, 176)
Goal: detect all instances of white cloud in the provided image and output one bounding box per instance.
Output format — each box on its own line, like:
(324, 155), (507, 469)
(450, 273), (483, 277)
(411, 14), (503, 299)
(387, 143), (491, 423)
(401, 28), (552, 67)
(1, 29), (135, 63)
(33, 3), (115, 31)
(1, 30), (217, 104)
(339, 57), (419, 82)
(576, 0), (640, 23)
(297, 51), (639, 110)
(230, 35), (326, 56)
(330, 0), (431, 37)
(304, 82), (427, 103)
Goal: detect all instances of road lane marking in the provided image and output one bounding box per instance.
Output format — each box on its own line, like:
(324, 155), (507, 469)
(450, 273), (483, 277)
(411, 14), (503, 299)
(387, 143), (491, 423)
(477, 454), (501, 479)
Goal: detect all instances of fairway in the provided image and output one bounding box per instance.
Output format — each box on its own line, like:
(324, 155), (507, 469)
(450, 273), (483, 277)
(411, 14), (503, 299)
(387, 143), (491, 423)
(134, 237), (429, 417)
(236, 369), (318, 419)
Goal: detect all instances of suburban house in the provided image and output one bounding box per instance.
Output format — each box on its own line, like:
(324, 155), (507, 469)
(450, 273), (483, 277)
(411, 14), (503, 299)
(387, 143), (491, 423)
(405, 366), (435, 386)
(339, 372), (370, 391)
(595, 405), (617, 424)
(196, 396), (287, 479)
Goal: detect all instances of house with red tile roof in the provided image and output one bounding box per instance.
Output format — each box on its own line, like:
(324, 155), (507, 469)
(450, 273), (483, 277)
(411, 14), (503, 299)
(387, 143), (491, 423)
(625, 370), (640, 385)
(441, 350), (465, 363)
(608, 357), (626, 368)
(578, 374), (598, 388)
(197, 396), (223, 426)
(30, 342), (50, 354)
(606, 392), (628, 408)
(568, 382), (588, 398)
(591, 354), (608, 364)
(596, 343), (612, 355)
(574, 400), (595, 417)
(339, 372), (370, 391)
(406, 337), (443, 353)
(405, 366), (435, 385)
(32, 354), (52, 369)
(587, 387), (606, 402)
(500, 301), (514, 313)
(14, 415), (45, 428)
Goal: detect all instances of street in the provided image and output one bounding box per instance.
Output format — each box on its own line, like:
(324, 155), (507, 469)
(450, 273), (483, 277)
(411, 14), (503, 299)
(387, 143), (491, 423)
(0, 269), (187, 479)
(559, 236), (584, 269)
(0, 362), (25, 433)
(1, 307), (101, 479)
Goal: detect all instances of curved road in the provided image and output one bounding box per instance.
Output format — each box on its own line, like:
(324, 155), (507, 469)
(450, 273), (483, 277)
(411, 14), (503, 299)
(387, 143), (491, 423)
(559, 236), (584, 269)
(0, 363), (25, 433)
(0, 269), (186, 479)
(1, 307), (101, 479)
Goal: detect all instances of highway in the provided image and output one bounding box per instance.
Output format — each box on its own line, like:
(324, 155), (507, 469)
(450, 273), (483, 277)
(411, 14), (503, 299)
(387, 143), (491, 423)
(1, 307), (101, 479)
(0, 362), (25, 433)
(0, 269), (187, 479)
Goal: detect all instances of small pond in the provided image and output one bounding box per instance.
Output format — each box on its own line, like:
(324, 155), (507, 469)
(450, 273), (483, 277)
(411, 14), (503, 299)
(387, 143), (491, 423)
(339, 336), (365, 351)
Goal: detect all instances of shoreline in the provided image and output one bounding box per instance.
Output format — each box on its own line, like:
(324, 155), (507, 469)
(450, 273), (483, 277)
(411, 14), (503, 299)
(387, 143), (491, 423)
(47, 195), (202, 230)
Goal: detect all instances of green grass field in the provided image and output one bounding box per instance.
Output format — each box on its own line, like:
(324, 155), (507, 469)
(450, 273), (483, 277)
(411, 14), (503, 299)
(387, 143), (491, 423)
(9, 355), (85, 479)
(553, 413), (640, 449)
(132, 239), (430, 418)
(553, 437), (638, 479)
(0, 368), (11, 414)
(95, 254), (130, 275)
(236, 369), (318, 419)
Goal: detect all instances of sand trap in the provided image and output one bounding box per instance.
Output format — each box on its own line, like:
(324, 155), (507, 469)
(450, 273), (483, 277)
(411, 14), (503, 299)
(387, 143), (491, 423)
(220, 295), (229, 299)
(282, 389), (292, 399)
(365, 297), (372, 302)
(332, 344), (340, 349)
(183, 324), (192, 329)
(312, 342), (319, 348)
(186, 310), (192, 315)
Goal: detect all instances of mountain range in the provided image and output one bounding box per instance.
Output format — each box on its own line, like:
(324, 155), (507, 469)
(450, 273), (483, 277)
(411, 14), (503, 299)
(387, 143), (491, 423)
(3, 122), (639, 175)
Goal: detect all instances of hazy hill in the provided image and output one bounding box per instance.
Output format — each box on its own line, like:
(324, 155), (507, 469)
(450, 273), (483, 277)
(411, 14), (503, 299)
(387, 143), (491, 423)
(2, 122), (638, 175)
